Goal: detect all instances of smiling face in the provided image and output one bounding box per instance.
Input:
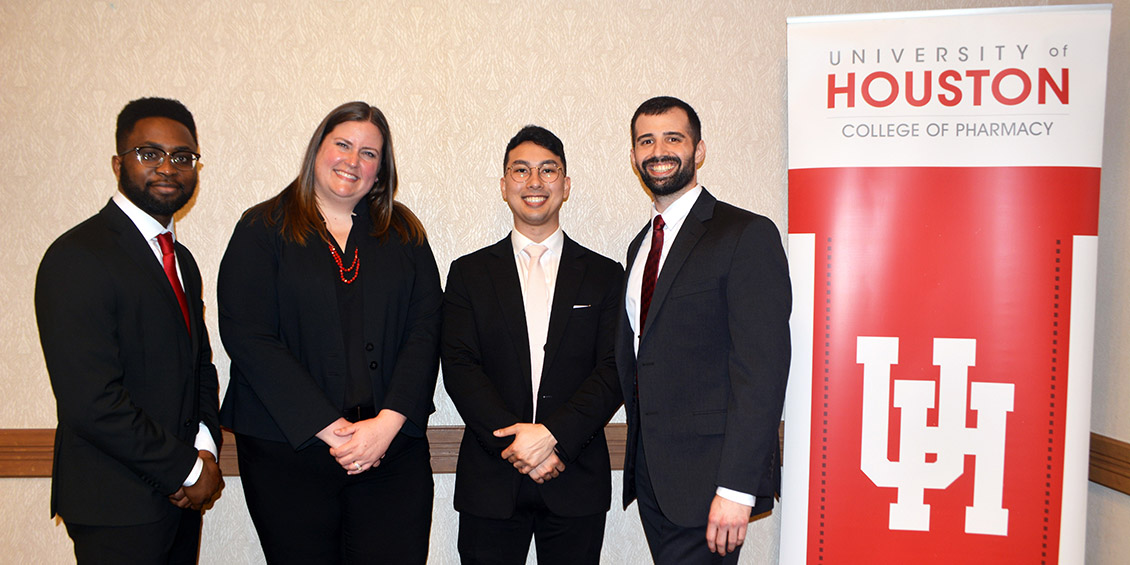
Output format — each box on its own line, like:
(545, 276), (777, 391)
(631, 107), (706, 204)
(501, 141), (571, 241)
(313, 120), (384, 210)
(112, 116), (199, 226)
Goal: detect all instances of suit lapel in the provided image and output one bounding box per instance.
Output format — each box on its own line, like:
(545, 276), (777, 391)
(487, 238), (534, 390)
(618, 224), (649, 378)
(542, 236), (585, 376)
(102, 203), (191, 340)
(622, 224), (647, 300)
(174, 245), (201, 351)
(640, 189), (716, 343)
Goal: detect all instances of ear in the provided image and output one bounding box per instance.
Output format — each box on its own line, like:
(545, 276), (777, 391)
(562, 176), (571, 202)
(111, 154), (123, 181)
(694, 139), (706, 168)
(500, 176), (507, 201)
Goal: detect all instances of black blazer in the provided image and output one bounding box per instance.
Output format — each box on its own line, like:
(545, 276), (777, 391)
(218, 202), (442, 448)
(616, 189), (792, 527)
(35, 200), (221, 526)
(442, 234), (623, 519)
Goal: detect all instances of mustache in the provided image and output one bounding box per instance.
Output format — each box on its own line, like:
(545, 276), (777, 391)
(146, 180), (185, 191)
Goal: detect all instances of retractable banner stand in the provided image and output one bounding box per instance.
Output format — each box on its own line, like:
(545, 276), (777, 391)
(780, 5), (1111, 564)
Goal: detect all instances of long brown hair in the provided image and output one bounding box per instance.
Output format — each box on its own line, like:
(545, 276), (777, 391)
(248, 101), (426, 245)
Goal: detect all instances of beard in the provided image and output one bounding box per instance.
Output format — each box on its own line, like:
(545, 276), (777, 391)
(638, 153), (696, 197)
(119, 173), (195, 219)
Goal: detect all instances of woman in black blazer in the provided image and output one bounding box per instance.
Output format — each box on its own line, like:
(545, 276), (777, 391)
(218, 101), (442, 564)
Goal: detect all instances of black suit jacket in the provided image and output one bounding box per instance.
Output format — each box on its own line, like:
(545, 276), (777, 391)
(442, 234), (623, 519)
(218, 201), (442, 448)
(617, 189), (791, 527)
(35, 200), (221, 526)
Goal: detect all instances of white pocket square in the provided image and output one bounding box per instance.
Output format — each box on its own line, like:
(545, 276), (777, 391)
(573, 304), (591, 309)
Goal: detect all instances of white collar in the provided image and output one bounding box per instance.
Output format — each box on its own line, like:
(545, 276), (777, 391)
(112, 191), (174, 242)
(511, 226), (564, 258)
(652, 184), (702, 226)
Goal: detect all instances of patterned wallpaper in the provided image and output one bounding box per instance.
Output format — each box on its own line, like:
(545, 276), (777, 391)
(2, 0), (1127, 563)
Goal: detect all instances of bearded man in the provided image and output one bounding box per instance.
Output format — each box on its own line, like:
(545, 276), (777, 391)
(617, 96), (792, 564)
(35, 97), (222, 564)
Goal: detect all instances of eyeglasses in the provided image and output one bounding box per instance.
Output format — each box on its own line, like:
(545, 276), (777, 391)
(119, 146), (201, 171)
(506, 163), (563, 184)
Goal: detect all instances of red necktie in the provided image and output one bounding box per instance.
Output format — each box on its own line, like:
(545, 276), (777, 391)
(639, 215), (665, 333)
(156, 232), (191, 331)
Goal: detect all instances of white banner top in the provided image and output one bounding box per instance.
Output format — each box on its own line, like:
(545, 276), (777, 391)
(787, 5), (1111, 169)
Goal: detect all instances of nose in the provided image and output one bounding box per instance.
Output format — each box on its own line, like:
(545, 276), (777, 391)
(525, 169), (544, 188)
(155, 156), (177, 176)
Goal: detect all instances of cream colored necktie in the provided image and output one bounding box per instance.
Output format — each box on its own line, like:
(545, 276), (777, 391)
(524, 244), (549, 420)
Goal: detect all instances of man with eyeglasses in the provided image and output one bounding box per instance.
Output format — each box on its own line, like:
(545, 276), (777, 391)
(35, 97), (222, 564)
(442, 125), (623, 564)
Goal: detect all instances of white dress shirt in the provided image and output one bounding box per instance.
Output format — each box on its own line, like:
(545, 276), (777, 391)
(625, 185), (701, 354)
(511, 227), (564, 420)
(112, 192), (217, 486)
(623, 186), (756, 507)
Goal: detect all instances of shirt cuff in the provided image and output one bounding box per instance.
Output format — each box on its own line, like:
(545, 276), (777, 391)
(182, 457), (204, 487)
(716, 486), (756, 507)
(182, 422), (217, 487)
(194, 422), (218, 461)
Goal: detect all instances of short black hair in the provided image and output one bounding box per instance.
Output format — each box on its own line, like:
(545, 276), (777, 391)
(631, 96), (701, 144)
(115, 97), (197, 152)
(503, 125), (566, 174)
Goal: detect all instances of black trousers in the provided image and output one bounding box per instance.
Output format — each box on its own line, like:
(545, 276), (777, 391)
(65, 506), (201, 565)
(237, 432), (433, 565)
(635, 440), (742, 565)
(457, 478), (606, 565)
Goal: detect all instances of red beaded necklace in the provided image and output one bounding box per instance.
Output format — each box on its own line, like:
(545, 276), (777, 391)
(328, 243), (359, 284)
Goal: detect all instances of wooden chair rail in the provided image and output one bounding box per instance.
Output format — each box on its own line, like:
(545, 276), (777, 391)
(2, 426), (1129, 497)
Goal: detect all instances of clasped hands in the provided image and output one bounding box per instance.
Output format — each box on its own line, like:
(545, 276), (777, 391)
(492, 423), (564, 483)
(168, 450), (223, 511)
(319, 409), (407, 475)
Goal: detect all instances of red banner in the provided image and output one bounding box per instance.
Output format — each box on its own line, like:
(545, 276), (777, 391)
(782, 7), (1110, 564)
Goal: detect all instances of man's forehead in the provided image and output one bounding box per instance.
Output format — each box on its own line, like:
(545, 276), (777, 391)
(126, 117), (196, 147)
(635, 110), (691, 136)
(507, 142), (561, 164)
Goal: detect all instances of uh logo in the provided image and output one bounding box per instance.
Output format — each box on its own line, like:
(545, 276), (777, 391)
(857, 337), (1015, 536)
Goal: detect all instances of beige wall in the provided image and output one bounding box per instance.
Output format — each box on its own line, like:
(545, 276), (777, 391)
(1, 1), (1125, 563)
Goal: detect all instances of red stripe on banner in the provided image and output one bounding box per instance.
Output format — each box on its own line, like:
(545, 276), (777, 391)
(788, 166), (1099, 563)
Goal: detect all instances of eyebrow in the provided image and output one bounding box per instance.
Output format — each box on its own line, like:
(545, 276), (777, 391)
(510, 159), (560, 167)
(635, 130), (685, 142)
(332, 136), (380, 153)
(138, 140), (196, 152)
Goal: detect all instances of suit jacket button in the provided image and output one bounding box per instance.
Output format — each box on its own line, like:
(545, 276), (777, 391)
(365, 343), (374, 351)
(184, 419), (193, 427)
(369, 361), (378, 370)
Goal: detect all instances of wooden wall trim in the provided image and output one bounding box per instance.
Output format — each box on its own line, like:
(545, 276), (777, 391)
(3, 426), (1130, 497)
(0, 427), (473, 478)
(1089, 432), (1130, 495)
(0, 429), (55, 477)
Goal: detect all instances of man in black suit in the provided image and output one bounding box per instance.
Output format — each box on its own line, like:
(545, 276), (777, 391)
(443, 125), (624, 564)
(35, 97), (222, 564)
(618, 96), (792, 564)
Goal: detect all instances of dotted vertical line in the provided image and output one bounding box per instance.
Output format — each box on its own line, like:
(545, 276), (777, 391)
(818, 237), (831, 561)
(1043, 240), (1061, 565)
